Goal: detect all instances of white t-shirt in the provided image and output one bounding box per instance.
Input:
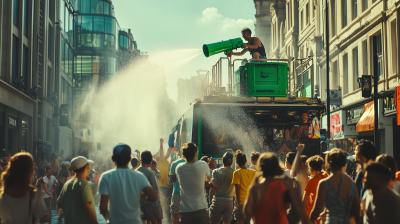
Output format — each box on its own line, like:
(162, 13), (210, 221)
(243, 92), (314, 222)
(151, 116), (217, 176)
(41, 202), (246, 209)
(43, 175), (58, 198)
(0, 189), (48, 224)
(284, 169), (293, 178)
(98, 168), (150, 224)
(176, 160), (211, 212)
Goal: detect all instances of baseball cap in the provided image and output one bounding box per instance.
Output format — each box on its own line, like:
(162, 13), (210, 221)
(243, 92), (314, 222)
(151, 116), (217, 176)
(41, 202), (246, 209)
(71, 156), (94, 171)
(113, 143), (131, 160)
(223, 151), (234, 162)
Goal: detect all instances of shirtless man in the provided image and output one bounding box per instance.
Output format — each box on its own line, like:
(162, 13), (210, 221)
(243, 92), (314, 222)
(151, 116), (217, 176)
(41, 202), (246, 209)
(278, 112), (309, 154)
(232, 28), (266, 59)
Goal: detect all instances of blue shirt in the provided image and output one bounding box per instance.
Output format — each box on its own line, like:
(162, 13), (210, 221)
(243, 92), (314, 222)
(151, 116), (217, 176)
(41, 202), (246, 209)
(98, 168), (150, 224)
(170, 158), (185, 195)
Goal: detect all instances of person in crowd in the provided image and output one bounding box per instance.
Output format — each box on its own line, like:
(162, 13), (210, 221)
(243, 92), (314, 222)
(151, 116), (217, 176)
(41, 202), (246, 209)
(375, 154), (399, 189)
(232, 150), (256, 224)
(361, 162), (400, 223)
(0, 152), (50, 223)
(51, 153), (60, 178)
(149, 160), (160, 183)
(57, 161), (70, 220)
(131, 158), (140, 170)
(175, 143), (211, 224)
(137, 150), (163, 224)
(38, 153), (48, 177)
(169, 150), (185, 224)
(33, 162), (39, 184)
(303, 154), (328, 216)
(354, 139), (377, 199)
(43, 166), (59, 214)
(243, 152), (311, 224)
(99, 143), (157, 224)
(158, 137), (173, 223)
(284, 152), (296, 178)
(249, 152), (260, 170)
(57, 156), (97, 224)
(310, 148), (361, 224)
(209, 152), (235, 224)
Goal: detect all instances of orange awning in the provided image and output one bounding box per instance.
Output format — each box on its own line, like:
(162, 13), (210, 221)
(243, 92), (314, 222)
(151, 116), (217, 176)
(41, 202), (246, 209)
(356, 101), (374, 132)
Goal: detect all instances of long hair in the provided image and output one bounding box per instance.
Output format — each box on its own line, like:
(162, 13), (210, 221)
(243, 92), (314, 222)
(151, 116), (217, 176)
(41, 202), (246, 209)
(253, 152), (285, 184)
(325, 148), (347, 173)
(0, 152), (34, 199)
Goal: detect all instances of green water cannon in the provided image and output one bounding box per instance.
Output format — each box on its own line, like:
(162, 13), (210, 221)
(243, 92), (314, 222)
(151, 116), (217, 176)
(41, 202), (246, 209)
(203, 38), (244, 58)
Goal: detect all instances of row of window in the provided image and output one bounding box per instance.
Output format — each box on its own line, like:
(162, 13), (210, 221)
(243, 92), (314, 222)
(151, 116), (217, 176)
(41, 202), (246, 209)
(76, 15), (116, 35)
(60, 0), (74, 45)
(61, 38), (74, 81)
(119, 35), (130, 49)
(332, 0), (369, 36)
(11, 36), (29, 93)
(13, 0), (30, 36)
(78, 0), (115, 16)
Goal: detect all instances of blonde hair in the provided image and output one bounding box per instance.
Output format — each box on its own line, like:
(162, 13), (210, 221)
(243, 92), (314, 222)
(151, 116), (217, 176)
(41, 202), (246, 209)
(325, 148), (347, 173)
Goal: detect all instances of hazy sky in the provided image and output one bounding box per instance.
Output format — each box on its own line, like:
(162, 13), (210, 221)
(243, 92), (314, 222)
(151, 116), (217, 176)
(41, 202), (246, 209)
(112, 0), (256, 101)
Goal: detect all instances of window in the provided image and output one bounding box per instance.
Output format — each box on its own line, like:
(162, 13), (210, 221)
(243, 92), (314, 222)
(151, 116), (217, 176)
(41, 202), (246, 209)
(69, 13), (73, 43)
(23, 0), (28, 35)
(363, 40), (368, 75)
(93, 16), (104, 32)
(104, 2), (110, 15)
(289, 1), (293, 27)
(22, 46), (28, 93)
(12, 36), (19, 84)
(13, 0), (19, 26)
(68, 48), (73, 80)
(343, 54), (349, 94)
(47, 66), (52, 97)
(391, 20), (397, 75)
(81, 0), (91, 14)
(48, 25), (53, 60)
(353, 47), (359, 90)
(343, 0), (348, 27)
(376, 33), (383, 80)
(306, 3), (310, 24)
(105, 17), (115, 34)
(301, 11), (303, 30)
(363, 0), (368, 11)
(81, 16), (93, 33)
(91, 0), (103, 14)
(332, 0), (336, 36)
(61, 38), (65, 71)
(332, 61), (338, 89)
(60, 0), (65, 30)
(353, 0), (358, 19)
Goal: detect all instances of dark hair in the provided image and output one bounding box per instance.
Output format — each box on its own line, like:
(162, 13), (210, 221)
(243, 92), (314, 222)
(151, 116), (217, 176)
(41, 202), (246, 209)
(0, 152), (34, 199)
(45, 166), (53, 171)
(182, 143), (198, 162)
(235, 150), (247, 166)
(358, 139), (377, 161)
(74, 163), (88, 174)
(131, 158), (139, 168)
(258, 152), (284, 177)
(365, 162), (392, 183)
(141, 150), (153, 164)
(376, 154), (397, 180)
(223, 157), (233, 166)
(250, 152), (260, 163)
(325, 148), (347, 172)
(306, 155), (324, 172)
(200, 156), (209, 163)
(112, 154), (131, 167)
(286, 152), (296, 165)
(241, 27), (252, 35)
(151, 160), (157, 166)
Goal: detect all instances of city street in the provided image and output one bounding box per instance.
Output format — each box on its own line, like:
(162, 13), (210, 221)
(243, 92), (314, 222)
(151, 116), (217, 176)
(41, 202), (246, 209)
(50, 207), (107, 224)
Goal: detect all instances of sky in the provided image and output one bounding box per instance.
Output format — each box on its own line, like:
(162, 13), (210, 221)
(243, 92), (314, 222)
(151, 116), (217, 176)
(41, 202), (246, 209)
(112, 0), (257, 101)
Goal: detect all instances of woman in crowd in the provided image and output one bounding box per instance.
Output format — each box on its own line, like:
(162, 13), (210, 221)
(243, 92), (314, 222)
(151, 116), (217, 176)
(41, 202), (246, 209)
(0, 152), (50, 223)
(376, 154), (400, 191)
(310, 148), (361, 224)
(244, 152), (311, 224)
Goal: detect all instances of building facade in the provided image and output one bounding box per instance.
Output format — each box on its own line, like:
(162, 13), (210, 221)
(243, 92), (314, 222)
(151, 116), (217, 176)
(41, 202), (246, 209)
(0, 0), (142, 160)
(255, 0), (400, 162)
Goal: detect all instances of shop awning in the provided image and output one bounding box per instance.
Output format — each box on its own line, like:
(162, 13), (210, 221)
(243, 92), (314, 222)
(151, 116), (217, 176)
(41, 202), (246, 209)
(356, 101), (374, 132)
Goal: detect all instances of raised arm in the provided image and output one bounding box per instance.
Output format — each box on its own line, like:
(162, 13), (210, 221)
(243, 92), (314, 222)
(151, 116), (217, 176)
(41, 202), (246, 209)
(290, 144), (305, 178)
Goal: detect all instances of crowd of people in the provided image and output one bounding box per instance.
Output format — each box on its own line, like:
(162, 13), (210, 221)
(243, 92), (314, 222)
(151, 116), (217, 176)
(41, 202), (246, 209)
(1, 138), (400, 224)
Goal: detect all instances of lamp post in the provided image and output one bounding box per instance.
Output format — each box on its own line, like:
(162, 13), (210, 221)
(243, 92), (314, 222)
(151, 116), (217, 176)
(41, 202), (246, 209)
(326, 0), (331, 149)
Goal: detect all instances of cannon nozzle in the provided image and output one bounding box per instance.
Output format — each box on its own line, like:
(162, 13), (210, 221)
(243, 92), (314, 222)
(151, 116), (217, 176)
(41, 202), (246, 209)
(203, 38), (244, 57)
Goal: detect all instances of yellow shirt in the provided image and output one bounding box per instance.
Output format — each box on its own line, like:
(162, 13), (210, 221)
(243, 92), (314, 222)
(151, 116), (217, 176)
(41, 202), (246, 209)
(231, 168), (256, 204)
(158, 160), (170, 188)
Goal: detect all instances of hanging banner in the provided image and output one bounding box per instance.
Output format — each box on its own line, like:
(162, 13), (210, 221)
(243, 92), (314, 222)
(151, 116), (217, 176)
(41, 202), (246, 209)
(396, 86), (400, 125)
(330, 90), (342, 105)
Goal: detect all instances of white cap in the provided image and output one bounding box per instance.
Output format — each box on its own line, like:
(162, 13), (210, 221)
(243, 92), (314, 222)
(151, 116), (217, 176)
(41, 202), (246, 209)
(71, 156), (94, 171)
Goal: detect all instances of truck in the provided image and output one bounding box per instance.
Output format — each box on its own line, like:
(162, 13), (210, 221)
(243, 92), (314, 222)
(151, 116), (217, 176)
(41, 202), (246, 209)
(171, 39), (325, 165)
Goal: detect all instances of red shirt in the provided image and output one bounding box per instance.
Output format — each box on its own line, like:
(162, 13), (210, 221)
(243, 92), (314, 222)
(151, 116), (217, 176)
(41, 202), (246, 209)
(304, 173), (327, 215)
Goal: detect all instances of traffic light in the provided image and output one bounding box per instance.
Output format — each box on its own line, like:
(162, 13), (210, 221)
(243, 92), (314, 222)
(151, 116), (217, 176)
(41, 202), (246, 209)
(361, 75), (372, 98)
(60, 104), (69, 126)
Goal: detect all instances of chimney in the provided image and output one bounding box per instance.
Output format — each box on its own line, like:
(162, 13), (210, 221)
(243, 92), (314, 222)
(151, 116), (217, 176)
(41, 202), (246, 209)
(128, 29), (131, 33)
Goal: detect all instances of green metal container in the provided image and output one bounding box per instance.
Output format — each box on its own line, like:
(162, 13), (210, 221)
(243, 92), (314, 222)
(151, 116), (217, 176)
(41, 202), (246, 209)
(203, 38), (244, 57)
(235, 62), (288, 97)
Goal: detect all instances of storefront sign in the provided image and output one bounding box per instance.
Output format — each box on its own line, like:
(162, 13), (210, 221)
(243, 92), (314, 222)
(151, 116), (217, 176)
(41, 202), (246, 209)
(8, 118), (16, 126)
(309, 117), (320, 139)
(330, 90), (342, 105)
(396, 86), (400, 125)
(383, 92), (396, 116)
(347, 105), (365, 124)
(322, 111), (344, 139)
